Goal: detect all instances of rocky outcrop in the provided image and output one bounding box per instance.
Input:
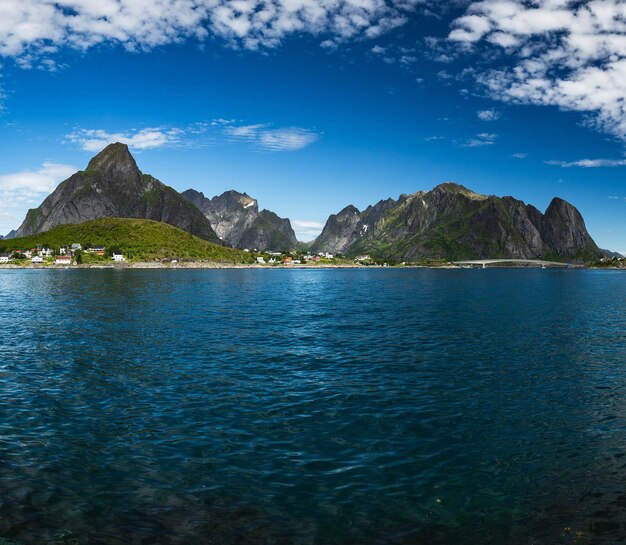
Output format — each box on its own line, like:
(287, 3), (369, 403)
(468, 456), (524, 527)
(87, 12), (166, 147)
(14, 143), (220, 243)
(238, 210), (297, 251)
(182, 189), (297, 251)
(309, 205), (361, 255)
(312, 183), (602, 261)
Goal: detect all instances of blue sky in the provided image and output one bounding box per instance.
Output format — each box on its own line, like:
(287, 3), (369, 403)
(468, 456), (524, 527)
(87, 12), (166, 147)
(0, 1), (624, 252)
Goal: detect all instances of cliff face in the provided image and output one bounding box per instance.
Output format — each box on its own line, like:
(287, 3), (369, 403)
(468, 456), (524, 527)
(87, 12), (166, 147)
(311, 183), (601, 261)
(14, 143), (220, 243)
(182, 189), (297, 251)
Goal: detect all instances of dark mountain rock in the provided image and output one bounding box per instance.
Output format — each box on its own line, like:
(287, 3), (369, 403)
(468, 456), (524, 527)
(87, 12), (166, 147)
(312, 183), (602, 261)
(3, 230), (16, 240)
(309, 205), (362, 254)
(182, 189), (297, 251)
(238, 210), (297, 251)
(14, 143), (220, 243)
(540, 197), (598, 259)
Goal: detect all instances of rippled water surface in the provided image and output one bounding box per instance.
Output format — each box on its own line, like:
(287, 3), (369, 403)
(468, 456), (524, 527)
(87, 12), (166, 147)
(1, 268), (625, 544)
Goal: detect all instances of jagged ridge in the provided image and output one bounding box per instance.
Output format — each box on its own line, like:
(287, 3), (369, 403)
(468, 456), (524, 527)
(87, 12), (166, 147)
(182, 189), (297, 251)
(311, 183), (602, 261)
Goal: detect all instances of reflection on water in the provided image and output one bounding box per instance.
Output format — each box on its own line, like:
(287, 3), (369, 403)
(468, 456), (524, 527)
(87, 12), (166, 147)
(0, 269), (625, 544)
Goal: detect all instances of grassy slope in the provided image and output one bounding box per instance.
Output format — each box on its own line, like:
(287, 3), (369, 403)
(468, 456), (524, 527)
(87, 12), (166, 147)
(0, 218), (252, 262)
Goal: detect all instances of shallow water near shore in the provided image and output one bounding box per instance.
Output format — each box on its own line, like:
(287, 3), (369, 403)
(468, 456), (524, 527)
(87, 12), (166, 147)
(1, 268), (625, 544)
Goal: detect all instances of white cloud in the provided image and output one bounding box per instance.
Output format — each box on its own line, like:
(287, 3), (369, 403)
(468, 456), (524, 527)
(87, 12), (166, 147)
(0, 0), (429, 61)
(0, 162), (76, 193)
(477, 108), (500, 121)
(292, 220), (325, 240)
(0, 162), (76, 234)
(512, 152), (527, 159)
(67, 128), (182, 152)
(546, 157), (626, 168)
(450, 1), (626, 142)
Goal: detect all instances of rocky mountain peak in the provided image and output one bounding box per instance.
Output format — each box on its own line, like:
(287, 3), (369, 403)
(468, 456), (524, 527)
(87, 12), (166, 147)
(220, 190), (258, 211)
(338, 204), (361, 216)
(13, 143), (219, 242)
(181, 188), (295, 251)
(86, 142), (140, 181)
(431, 182), (487, 201)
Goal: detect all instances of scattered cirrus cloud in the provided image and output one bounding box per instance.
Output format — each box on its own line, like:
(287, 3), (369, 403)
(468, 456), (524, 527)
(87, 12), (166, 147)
(0, 161), (77, 234)
(461, 132), (497, 147)
(224, 123), (320, 151)
(449, 1), (626, 143)
(67, 121), (320, 153)
(292, 220), (325, 240)
(477, 109), (500, 121)
(546, 158), (626, 168)
(512, 152), (528, 159)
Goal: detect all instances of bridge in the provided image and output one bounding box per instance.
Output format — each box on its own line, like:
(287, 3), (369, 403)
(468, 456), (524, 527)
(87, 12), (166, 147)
(453, 259), (577, 269)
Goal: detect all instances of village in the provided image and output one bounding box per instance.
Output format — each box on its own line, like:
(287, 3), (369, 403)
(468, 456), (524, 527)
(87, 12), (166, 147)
(0, 243), (127, 266)
(0, 242), (377, 267)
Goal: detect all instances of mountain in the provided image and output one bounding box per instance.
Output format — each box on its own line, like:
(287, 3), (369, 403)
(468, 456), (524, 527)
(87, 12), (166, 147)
(182, 189), (297, 251)
(601, 249), (625, 259)
(311, 183), (602, 261)
(3, 230), (16, 240)
(14, 143), (220, 243)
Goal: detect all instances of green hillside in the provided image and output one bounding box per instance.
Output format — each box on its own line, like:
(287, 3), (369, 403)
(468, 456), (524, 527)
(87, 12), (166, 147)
(0, 218), (253, 263)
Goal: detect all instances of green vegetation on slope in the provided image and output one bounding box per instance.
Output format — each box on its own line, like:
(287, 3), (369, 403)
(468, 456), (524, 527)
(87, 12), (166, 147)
(0, 218), (253, 263)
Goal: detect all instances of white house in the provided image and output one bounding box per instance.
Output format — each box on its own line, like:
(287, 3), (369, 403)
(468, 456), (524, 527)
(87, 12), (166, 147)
(71, 243), (82, 251)
(40, 248), (52, 257)
(0, 254), (10, 263)
(112, 254), (126, 262)
(59, 247), (67, 255)
(256, 257), (266, 264)
(55, 255), (72, 265)
(31, 256), (44, 264)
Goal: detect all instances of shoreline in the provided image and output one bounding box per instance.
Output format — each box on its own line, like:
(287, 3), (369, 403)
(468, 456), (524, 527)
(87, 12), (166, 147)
(0, 262), (602, 270)
(0, 262), (408, 270)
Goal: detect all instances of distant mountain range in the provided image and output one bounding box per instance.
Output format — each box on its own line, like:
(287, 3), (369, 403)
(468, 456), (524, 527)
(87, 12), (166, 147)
(311, 183), (602, 261)
(5, 143), (609, 261)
